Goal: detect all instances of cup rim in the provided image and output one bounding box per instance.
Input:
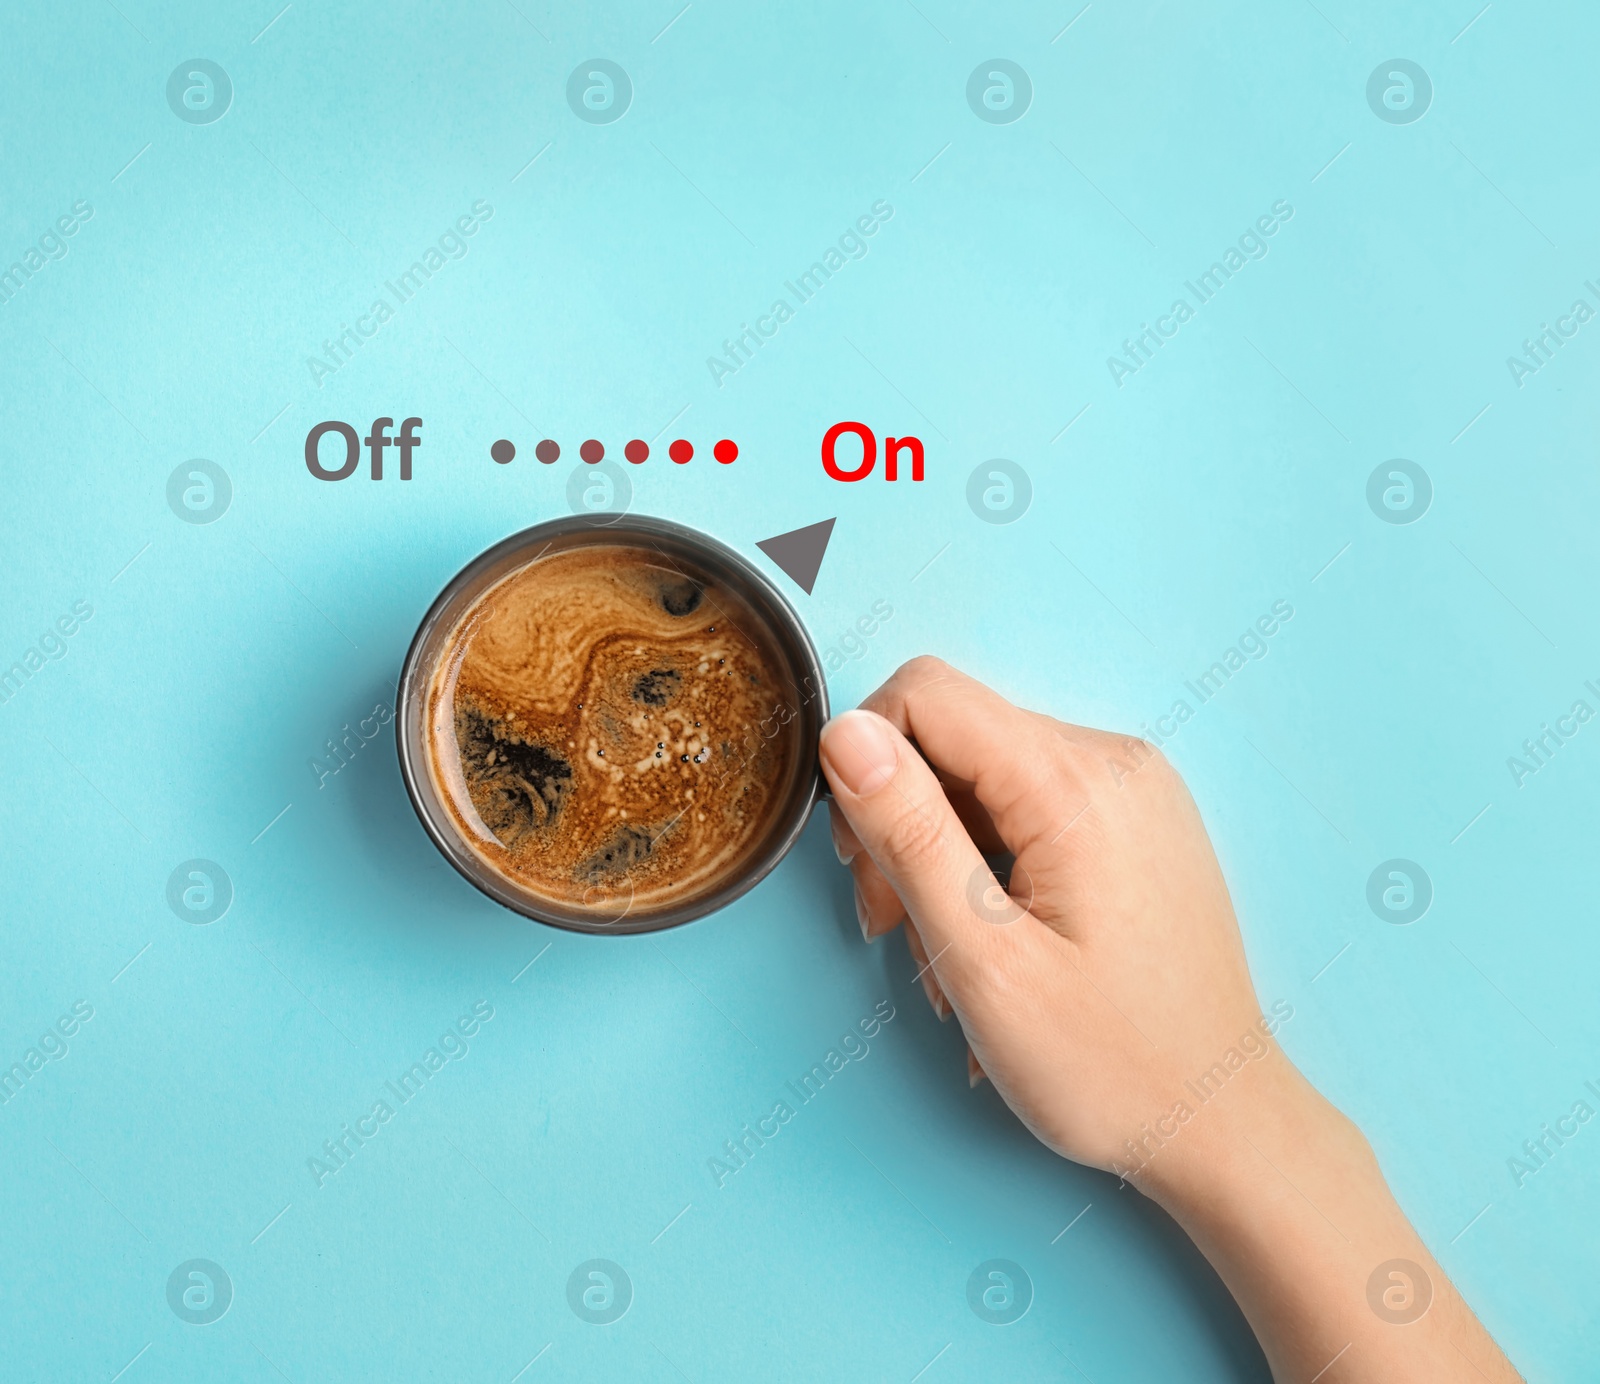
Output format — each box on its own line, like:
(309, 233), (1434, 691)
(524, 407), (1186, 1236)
(396, 512), (829, 934)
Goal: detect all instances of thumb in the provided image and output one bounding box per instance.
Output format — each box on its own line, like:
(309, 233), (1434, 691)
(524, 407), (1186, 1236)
(819, 710), (1006, 991)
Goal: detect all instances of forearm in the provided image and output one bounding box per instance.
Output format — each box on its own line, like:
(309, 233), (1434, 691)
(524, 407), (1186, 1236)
(1139, 1057), (1521, 1384)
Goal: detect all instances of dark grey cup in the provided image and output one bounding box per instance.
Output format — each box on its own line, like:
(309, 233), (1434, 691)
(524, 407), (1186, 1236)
(397, 514), (828, 934)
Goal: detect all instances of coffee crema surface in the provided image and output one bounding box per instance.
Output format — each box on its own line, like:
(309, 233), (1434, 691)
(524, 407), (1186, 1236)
(426, 542), (800, 917)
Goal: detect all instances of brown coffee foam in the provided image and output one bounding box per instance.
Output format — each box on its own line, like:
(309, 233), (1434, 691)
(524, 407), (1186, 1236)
(426, 542), (800, 915)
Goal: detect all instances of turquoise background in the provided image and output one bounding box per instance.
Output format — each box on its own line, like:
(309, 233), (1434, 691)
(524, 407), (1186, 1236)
(2, 0), (1595, 1379)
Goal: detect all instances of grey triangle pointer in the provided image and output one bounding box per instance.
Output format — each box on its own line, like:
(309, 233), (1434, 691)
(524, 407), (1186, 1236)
(755, 518), (835, 595)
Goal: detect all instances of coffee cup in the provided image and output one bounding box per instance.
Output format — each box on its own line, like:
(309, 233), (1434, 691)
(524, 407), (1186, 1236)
(396, 514), (828, 933)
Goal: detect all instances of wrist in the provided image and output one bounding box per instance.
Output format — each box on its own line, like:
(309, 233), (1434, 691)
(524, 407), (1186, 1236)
(1120, 1055), (1522, 1382)
(1135, 1051), (1373, 1227)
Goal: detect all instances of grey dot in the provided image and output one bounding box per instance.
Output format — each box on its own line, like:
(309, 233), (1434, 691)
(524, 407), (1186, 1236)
(1366, 60), (1432, 124)
(166, 1259), (233, 1324)
(166, 859), (233, 925)
(166, 60), (233, 125)
(491, 439), (515, 464)
(166, 459), (232, 524)
(566, 60), (632, 124)
(966, 61), (1032, 124)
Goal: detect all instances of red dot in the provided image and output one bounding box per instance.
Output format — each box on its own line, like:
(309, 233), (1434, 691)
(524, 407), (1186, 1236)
(625, 438), (649, 464)
(669, 439), (693, 464)
(714, 439), (738, 464)
(580, 438), (604, 463)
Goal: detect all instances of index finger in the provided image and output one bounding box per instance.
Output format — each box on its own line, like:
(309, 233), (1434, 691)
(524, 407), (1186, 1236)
(859, 656), (1095, 858)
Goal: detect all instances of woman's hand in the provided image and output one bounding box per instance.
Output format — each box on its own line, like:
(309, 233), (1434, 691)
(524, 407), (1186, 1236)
(819, 657), (1520, 1384)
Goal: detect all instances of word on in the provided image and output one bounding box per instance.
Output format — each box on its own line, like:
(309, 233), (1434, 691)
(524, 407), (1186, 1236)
(821, 421), (924, 482)
(306, 418), (422, 480)
(490, 437), (737, 465)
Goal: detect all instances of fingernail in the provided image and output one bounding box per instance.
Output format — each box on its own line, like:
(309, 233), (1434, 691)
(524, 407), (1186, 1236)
(831, 817), (859, 865)
(918, 968), (940, 1014)
(854, 883), (871, 943)
(967, 1050), (987, 1089)
(821, 711), (900, 798)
